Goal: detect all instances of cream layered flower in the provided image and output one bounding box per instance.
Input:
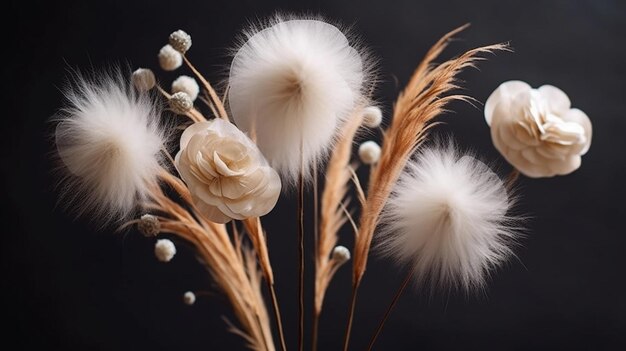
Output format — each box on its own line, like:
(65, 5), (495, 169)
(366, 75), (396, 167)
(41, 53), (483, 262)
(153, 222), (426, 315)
(485, 81), (592, 178)
(175, 119), (281, 223)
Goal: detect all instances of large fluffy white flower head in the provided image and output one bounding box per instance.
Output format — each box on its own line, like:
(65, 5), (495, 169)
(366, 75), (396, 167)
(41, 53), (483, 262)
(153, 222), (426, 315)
(377, 143), (519, 292)
(54, 71), (166, 223)
(228, 15), (373, 184)
(485, 81), (592, 178)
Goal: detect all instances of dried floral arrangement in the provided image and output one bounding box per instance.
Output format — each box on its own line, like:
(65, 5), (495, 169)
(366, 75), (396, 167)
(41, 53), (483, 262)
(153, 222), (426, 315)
(51, 14), (592, 351)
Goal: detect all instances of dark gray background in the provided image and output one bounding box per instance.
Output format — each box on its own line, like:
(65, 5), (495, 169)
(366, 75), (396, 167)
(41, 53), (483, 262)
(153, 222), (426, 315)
(3, 0), (625, 350)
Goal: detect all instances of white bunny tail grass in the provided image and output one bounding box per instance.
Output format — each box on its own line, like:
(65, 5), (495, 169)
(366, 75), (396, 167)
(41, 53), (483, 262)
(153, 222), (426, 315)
(377, 141), (521, 293)
(228, 14), (376, 186)
(53, 68), (168, 225)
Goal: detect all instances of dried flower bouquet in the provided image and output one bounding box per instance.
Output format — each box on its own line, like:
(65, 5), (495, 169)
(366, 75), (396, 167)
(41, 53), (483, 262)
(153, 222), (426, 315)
(52, 14), (592, 351)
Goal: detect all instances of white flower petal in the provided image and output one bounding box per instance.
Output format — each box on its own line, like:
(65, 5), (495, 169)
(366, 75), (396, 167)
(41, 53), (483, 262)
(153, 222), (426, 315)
(538, 85), (571, 115)
(561, 108), (592, 155)
(484, 80), (531, 126)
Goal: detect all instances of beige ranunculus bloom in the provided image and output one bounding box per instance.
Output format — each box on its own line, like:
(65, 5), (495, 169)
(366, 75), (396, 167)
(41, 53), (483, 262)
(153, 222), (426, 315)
(175, 119), (281, 223)
(485, 81), (592, 178)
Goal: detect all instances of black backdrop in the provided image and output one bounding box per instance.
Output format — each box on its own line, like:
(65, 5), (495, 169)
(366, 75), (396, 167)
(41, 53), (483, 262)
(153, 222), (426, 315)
(3, 0), (626, 350)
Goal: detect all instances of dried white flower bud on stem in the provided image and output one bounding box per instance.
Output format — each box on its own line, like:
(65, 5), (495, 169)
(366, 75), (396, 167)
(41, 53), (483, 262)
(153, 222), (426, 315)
(362, 106), (383, 128)
(158, 44), (182, 71)
(169, 92), (193, 115)
(358, 141), (381, 165)
(169, 30), (192, 54)
(331, 245), (351, 265)
(131, 68), (156, 92)
(154, 239), (176, 262)
(171, 75), (199, 101)
(183, 291), (196, 305)
(137, 214), (160, 237)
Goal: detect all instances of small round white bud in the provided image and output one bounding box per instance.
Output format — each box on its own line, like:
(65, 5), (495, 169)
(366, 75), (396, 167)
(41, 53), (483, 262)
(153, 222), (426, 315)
(137, 214), (160, 237)
(183, 291), (196, 305)
(172, 75), (200, 101)
(131, 68), (156, 92)
(358, 141), (381, 165)
(362, 106), (383, 128)
(169, 30), (192, 54)
(169, 92), (193, 114)
(154, 239), (176, 262)
(158, 44), (183, 71)
(332, 245), (351, 264)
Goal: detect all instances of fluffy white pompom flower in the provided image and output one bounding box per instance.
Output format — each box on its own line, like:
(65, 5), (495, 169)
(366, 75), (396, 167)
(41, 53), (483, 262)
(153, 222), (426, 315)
(171, 75), (199, 101)
(358, 140), (381, 165)
(131, 68), (156, 92)
(362, 106), (382, 128)
(158, 44), (182, 71)
(54, 70), (167, 223)
(183, 291), (196, 305)
(155, 239), (176, 262)
(377, 143), (519, 292)
(228, 15), (374, 185)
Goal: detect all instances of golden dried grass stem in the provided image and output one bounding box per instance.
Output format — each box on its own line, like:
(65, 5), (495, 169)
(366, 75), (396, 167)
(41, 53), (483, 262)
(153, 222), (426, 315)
(343, 26), (508, 351)
(314, 108), (364, 351)
(313, 107), (364, 350)
(243, 217), (288, 351)
(147, 174), (275, 351)
(182, 55), (229, 120)
(353, 29), (507, 284)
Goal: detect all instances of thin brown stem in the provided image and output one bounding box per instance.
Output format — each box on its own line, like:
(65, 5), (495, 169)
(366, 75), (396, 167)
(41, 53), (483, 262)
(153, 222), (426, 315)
(312, 310), (320, 351)
(311, 158), (319, 351)
(366, 264), (417, 351)
(298, 152), (305, 351)
(342, 281), (360, 351)
(182, 55), (229, 120)
(267, 280), (288, 351)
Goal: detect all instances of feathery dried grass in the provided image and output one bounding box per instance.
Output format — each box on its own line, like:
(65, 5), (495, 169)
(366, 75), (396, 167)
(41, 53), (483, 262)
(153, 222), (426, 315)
(352, 25), (508, 284)
(145, 171), (275, 351)
(243, 217), (274, 284)
(315, 107), (364, 314)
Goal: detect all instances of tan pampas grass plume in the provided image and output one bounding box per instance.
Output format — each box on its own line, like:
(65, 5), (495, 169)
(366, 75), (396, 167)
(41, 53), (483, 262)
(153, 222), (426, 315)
(143, 172), (275, 351)
(343, 25), (508, 351)
(352, 25), (508, 285)
(312, 107), (364, 347)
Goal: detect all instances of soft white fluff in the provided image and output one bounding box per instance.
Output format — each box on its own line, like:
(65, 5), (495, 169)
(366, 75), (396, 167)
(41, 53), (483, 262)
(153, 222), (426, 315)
(228, 15), (374, 185)
(377, 143), (519, 292)
(171, 75), (199, 101)
(154, 239), (176, 262)
(54, 70), (166, 223)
